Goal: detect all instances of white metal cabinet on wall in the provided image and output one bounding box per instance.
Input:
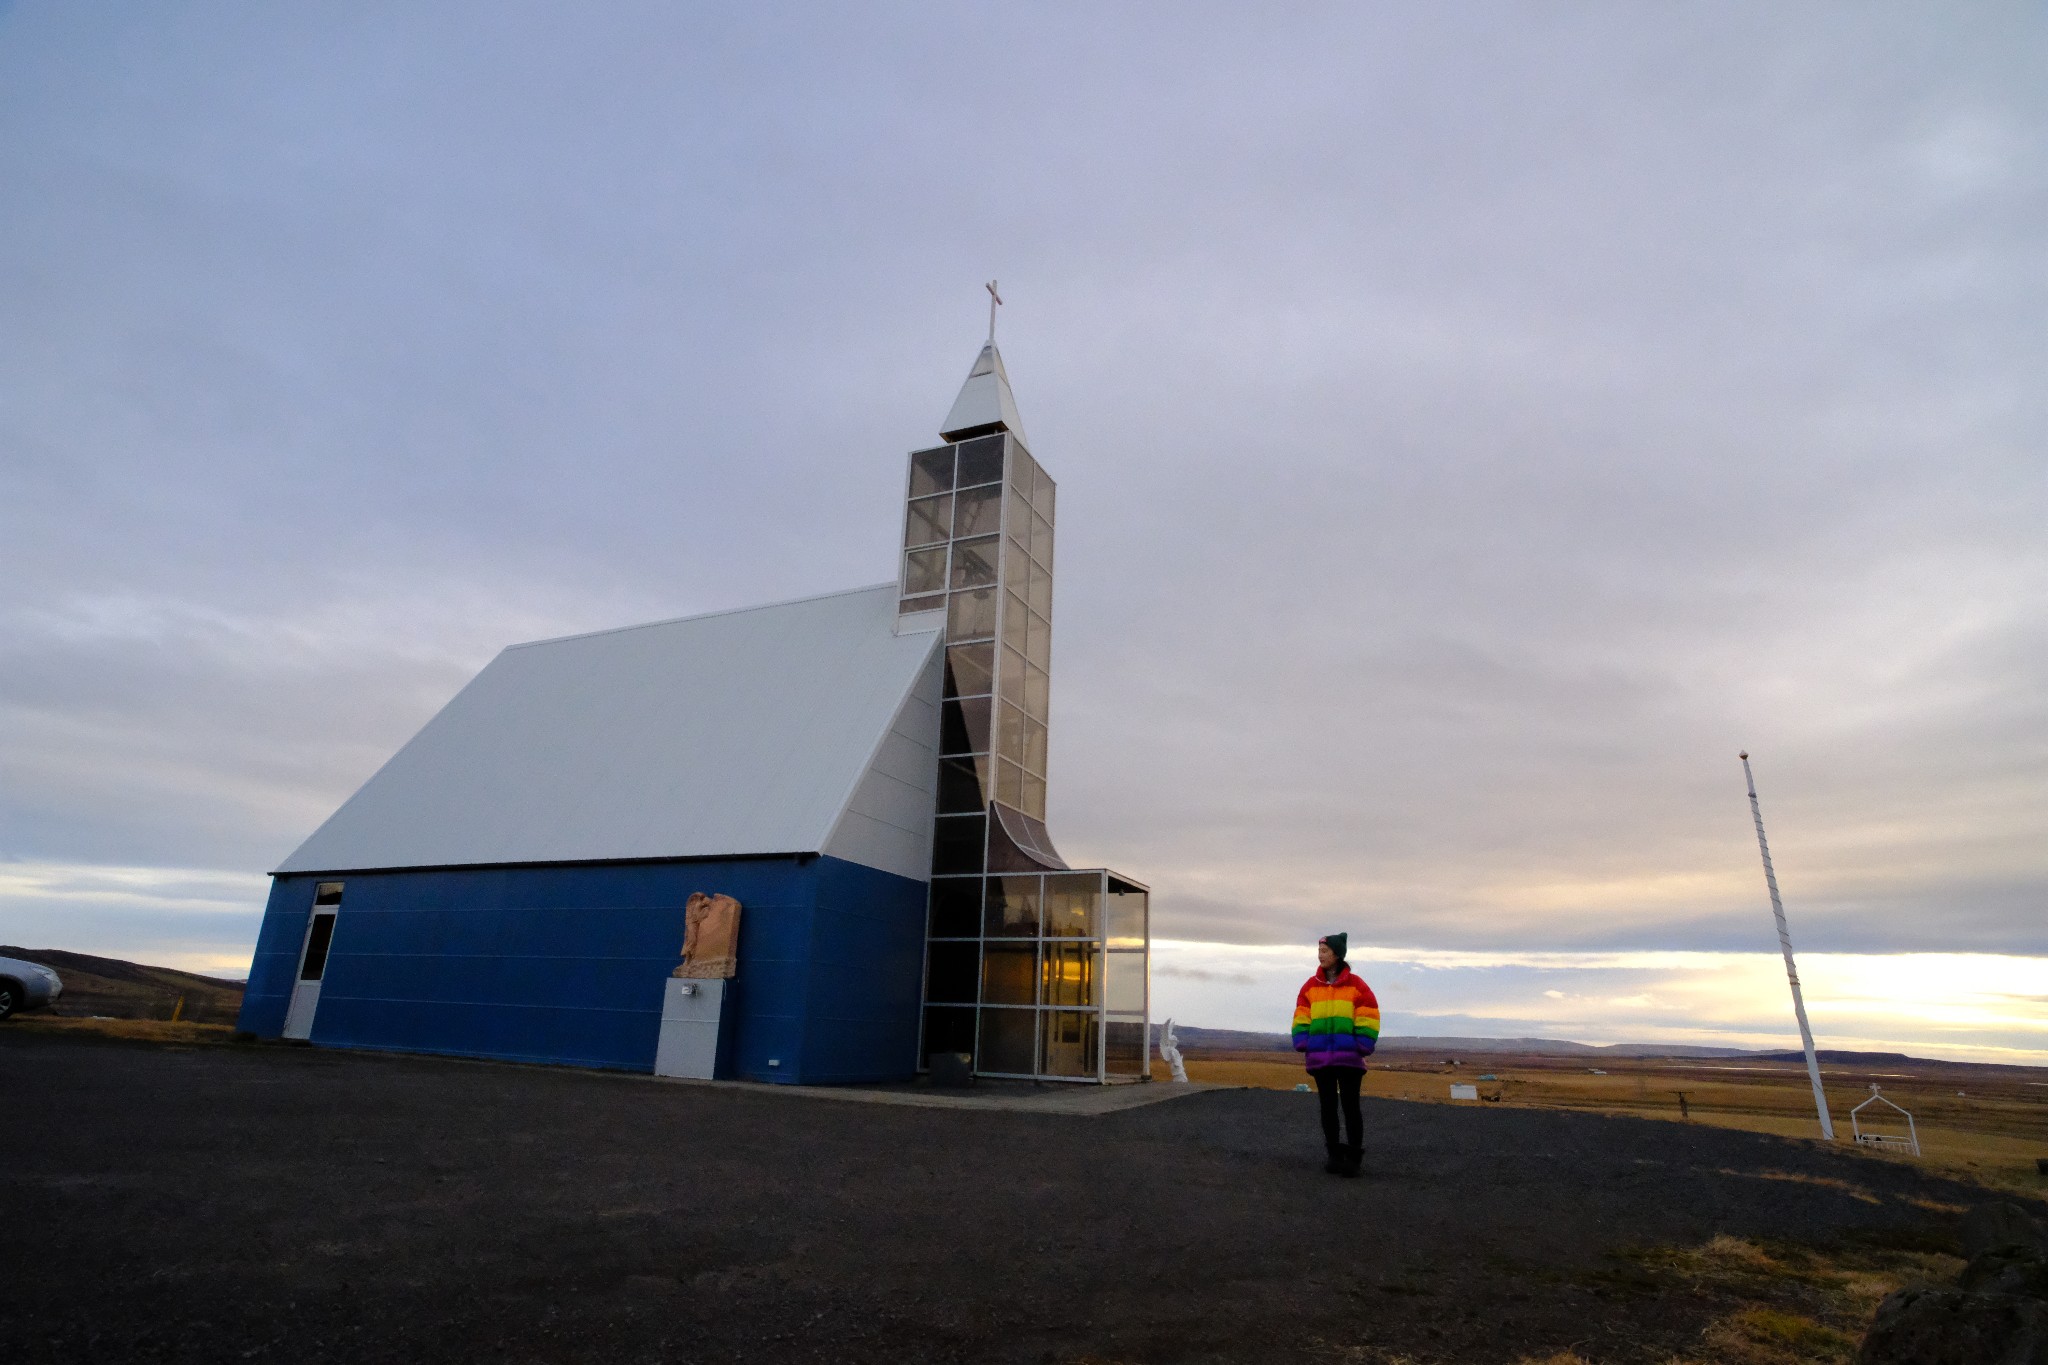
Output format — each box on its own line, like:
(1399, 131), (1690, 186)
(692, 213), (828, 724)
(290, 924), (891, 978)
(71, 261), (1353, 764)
(653, 978), (727, 1079)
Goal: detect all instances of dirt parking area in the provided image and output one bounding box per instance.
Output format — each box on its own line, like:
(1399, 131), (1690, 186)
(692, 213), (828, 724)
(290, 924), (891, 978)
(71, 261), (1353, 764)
(0, 1033), (2017, 1363)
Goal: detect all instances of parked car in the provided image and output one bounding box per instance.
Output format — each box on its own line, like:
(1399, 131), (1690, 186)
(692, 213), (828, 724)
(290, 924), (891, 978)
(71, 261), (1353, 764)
(0, 956), (64, 1020)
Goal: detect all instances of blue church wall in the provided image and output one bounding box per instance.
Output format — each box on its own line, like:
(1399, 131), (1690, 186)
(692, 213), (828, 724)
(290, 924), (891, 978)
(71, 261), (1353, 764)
(236, 855), (928, 1083)
(795, 857), (929, 1083)
(238, 876), (311, 1038)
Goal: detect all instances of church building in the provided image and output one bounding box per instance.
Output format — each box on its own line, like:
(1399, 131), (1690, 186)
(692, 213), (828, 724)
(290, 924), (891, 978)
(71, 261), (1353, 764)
(236, 336), (1151, 1084)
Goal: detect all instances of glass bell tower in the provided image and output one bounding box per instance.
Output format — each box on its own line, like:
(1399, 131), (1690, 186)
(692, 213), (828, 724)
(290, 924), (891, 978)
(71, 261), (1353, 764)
(898, 342), (1151, 1082)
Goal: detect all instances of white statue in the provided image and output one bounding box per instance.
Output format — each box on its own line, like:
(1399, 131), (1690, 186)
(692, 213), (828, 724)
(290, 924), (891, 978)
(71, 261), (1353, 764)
(1159, 1017), (1188, 1083)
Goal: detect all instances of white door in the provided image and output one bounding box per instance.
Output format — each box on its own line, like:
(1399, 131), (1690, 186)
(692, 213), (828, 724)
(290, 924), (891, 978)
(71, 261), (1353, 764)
(282, 883), (343, 1040)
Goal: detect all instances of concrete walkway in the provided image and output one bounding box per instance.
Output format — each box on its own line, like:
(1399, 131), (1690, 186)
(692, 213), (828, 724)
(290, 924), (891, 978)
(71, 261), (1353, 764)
(650, 1072), (1238, 1114)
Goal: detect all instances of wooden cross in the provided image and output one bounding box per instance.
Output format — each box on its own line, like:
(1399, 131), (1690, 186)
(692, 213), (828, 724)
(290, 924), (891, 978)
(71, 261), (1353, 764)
(985, 280), (1002, 342)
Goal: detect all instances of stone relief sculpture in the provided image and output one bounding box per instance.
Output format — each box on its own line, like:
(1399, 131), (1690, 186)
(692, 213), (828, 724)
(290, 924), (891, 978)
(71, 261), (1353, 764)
(675, 892), (741, 979)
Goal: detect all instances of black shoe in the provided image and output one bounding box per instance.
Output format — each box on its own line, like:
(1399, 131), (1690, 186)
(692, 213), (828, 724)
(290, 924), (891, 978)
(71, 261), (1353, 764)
(1339, 1143), (1362, 1178)
(1323, 1144), (1345, 1175)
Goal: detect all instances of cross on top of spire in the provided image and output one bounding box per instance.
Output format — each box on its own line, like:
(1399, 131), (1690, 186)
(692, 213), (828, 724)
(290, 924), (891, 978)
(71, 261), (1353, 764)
(985, 280), (1002, 342)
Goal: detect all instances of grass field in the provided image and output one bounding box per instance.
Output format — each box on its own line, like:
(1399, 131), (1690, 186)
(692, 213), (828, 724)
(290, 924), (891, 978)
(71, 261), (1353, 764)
(14, 1017), (237, 1045)
(1160, 1049), (2048, 1195)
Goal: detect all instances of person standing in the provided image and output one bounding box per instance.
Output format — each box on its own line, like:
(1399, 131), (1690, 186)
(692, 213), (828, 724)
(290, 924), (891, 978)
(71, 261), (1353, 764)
(1291, 933), (1379, 1176)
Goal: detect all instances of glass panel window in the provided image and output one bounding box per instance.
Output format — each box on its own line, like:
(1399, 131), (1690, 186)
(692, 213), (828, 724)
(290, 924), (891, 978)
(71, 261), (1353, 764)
(956, 435), (1005, 488)
(1010, 445), (1038, 496)
(983, 875), (1041, 937)
(924, 1005), (976, 1061)
(1104, 1020), (1147, 1076)
(932, 814), (986, 875)
(314, 882), (344, 906)
(1022, 772), (1047, 820)
(1027, 561), (1053, 617)
(1041, 1009), (1097, 1078)
(910, 446), (955, 498)
(1041, 942), (1096, 1008)
(978, 1006), (1038, 1074)
(980, 944), (1038, 1006)
(928, 877), (982, 937)
(1105, 950), (1147, 1013)
(1004, 535), (1030, 594)
(1025, 718), (1047, 775)
(1026, 610), (1051, 668)
(1107, 883), (1148, 949)
(904, 546), (948, 596)
(906, 494), (952, 548)
(1002, 590), (1029, 655)
(299, 913), (336, 981)
(1030, 512), (1054, 566)
(996, 701), (1027, 764)
(937, 757), (988, 814)
(900, 593), (945, 616)
(945, 643), (994, 698)
(925, 942), (980, 1004)
(1024, 663), (1049, 718)
(940, 697), (991, 755)
(997, 757), (1025, 808)
(948, 587), (997, 641)
(949, 535), (999, 589)
(1004, 485), (1032, 547)
(953, 484), (1002, 539)
(1033, 466), (1056, 519)
(998, 646), (1027, 707)
(1043, 874), (1100, 938)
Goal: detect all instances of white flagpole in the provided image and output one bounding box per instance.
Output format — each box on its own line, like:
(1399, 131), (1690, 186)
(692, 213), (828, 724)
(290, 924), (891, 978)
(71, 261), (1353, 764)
(1740, 751), (1835, 1140)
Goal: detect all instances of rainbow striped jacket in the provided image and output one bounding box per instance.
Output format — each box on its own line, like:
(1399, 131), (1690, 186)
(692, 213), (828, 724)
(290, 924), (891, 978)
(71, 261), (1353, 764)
(1292, 968), (1380, 1070)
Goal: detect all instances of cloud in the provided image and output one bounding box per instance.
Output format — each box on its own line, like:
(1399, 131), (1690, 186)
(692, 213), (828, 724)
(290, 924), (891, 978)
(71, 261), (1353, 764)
(1, 5), (2042, 1054)
(0, 860), (271, 977)
(1154, 963), (1258, 986)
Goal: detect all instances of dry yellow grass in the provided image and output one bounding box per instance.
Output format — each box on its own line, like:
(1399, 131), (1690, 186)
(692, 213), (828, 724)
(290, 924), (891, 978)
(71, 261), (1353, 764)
(1159, 1051), (2048, 1195)
(13, 1016), (236, 1045)
(1712, 1169), (1882, 1205)
(1617, 1232), (1961, 1365)
(1694, 1306), (1858, 1364)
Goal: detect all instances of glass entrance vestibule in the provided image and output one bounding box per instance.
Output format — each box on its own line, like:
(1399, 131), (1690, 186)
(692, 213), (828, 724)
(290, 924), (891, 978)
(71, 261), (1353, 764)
(922, 868), (1149, 1082)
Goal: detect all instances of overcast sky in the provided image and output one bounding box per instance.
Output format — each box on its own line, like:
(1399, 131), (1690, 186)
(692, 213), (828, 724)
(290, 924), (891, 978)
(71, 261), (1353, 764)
(3, 4), (2042, 1058)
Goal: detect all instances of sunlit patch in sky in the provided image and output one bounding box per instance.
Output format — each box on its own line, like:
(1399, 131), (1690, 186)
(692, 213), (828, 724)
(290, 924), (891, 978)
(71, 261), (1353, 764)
(1152, 940), (2048, 1066)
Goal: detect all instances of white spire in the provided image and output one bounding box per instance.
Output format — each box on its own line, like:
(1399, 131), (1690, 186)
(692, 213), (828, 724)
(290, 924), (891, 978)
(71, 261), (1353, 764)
(939, 342), (1028, 446)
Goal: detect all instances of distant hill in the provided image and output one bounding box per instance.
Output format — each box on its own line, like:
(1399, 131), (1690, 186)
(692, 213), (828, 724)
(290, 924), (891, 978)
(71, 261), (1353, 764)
(1376, 1036), (1762, 1059)
(1752, 1050), (1913, 1065)
(1149, 1026), (2044, 1071)
(0, 947), (245, 1025)
(1153, 1025), (1294, 1052)
(1153, 1025), (1760, 1058)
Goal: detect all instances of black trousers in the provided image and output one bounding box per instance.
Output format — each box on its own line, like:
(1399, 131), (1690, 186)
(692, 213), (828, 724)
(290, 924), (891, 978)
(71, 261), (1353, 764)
(1314, 1067), (1363, 1148)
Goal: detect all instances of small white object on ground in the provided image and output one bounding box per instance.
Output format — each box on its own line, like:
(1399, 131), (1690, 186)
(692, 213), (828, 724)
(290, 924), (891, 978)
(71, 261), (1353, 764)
(1450, 1084), (1479, 1101)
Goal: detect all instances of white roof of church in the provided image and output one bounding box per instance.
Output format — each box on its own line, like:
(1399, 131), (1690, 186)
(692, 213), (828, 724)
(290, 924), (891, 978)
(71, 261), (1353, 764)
(275, 584), (944, 879)
(940, 342), (1029, 445)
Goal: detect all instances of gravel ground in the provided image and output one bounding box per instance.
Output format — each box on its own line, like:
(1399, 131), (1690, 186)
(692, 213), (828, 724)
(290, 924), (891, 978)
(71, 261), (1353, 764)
(0, 1033), (1994, 1364)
